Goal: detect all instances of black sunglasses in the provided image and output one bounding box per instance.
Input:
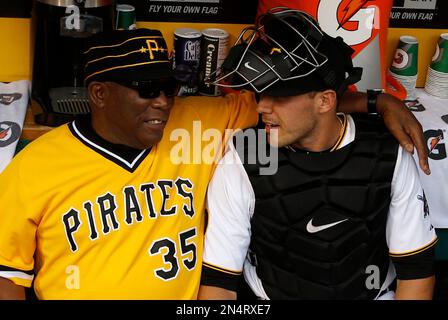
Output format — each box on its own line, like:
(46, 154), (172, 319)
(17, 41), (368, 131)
(117, 78), (180, 99)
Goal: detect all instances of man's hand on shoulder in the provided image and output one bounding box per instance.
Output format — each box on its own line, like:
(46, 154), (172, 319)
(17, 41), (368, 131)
(339, 91), (430, 175)
(376, 93), (430, 175)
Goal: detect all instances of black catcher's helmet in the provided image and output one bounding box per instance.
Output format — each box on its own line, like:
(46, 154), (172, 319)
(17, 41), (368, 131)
(209, 7), (362, 96)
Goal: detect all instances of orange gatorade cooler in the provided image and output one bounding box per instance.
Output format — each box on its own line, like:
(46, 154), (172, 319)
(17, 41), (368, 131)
(256, 0), (393, 92)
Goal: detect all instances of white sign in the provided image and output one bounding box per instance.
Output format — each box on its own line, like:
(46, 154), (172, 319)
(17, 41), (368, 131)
(393, 0), (437, 10)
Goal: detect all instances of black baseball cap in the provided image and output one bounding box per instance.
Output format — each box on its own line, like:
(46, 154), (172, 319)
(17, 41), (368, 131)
(83, 28), (173, 84)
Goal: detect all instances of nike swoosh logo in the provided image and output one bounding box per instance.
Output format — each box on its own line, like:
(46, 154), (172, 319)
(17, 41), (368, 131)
(306, 218), (348, 234)
(244, 61), (259, 73)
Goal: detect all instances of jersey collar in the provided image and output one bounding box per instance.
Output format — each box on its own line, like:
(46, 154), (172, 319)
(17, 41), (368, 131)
(69, 116), (151, 172)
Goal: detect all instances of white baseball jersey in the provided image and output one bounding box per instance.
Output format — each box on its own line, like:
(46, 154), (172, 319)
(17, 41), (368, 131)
(203, 114), (437, 299)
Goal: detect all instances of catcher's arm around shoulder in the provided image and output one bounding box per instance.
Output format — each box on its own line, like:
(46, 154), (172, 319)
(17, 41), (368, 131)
(338, 91), (430, 175)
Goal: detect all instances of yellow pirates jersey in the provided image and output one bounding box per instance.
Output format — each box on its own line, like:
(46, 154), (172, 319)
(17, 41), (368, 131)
(0, 92), (258, 299)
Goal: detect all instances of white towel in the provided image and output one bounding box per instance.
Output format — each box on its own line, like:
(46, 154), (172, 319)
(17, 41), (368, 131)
(0, 80), (30, 173)
(410, 88), (448, 228)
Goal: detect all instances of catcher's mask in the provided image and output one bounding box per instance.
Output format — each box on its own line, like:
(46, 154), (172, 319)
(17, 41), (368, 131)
(208, 7), (362, 96)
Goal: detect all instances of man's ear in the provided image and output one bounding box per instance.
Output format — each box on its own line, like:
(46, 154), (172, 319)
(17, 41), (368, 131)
(88, 82), (108, 109)
(316, 90), (337, 114)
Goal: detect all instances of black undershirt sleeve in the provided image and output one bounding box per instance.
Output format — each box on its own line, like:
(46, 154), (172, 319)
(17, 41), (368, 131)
(200, 265), (241, 292)
(391, 246), (436, 280)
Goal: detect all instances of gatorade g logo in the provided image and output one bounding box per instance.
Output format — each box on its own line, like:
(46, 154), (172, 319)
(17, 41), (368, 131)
(0, 121), (21, 148)
(405, 99), (426, 112)
(392, 49), (408, 69)
(317, 0), (376, 46)
(425, 129), (446, 160)
(0, 93), (22, 106)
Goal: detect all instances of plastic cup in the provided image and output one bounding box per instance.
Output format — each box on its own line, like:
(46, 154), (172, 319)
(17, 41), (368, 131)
(430, 33), (448, 74)
(116, 4), (137, 30)
(390, 36), (418, 77)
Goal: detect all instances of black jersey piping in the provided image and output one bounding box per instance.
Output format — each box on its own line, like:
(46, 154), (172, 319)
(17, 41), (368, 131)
(68, 121), (151, 173)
